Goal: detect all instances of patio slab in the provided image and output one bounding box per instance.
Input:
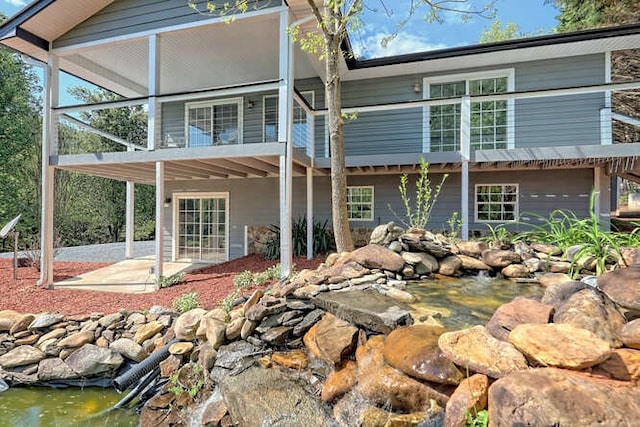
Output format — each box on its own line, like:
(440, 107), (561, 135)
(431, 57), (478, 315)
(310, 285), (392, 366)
(53, 256), (200, 294)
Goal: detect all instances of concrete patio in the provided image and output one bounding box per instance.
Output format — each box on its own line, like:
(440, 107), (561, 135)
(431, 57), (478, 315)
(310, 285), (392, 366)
(53, 256), (200, 294)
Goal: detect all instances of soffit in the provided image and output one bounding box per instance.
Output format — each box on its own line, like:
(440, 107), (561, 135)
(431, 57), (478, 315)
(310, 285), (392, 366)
(20, 0), (115, 42)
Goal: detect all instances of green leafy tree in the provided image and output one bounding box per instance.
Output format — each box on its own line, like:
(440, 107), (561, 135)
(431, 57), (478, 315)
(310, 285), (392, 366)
(190, 0), (494, 254)
(0, 14), (40, 235)
(479, 20), (523, 43)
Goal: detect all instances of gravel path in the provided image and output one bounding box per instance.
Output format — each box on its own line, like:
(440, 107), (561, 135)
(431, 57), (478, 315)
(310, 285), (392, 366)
(0, 241), (156, 263)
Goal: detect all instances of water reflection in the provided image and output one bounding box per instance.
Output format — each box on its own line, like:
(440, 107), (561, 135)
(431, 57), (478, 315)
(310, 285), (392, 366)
(0, 387), (138, 427)
(408, 275), (544, 331)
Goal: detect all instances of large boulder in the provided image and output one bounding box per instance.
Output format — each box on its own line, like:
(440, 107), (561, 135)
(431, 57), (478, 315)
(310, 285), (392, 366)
(37, 357), (78, 381)
(336, 244), (405, 272)
(541, 280), (589, 308)
(356, 335), (450, 410)
(321, 360), (358, 403)
(313, 289), (413, 334)
(456, 241), (488, 257)
(598, 266), (640, 317)
(369, 222), (403, 246)
(482, 249), (521, 269)
(57, 331), (95, 349)
(64, 344), (124, 377)
(488, 368), (640, 426)
(305, 313), (358, 365)
(220, 366), (334, 427)
(591, 348), (640, 382)
(413, 252), (440, 275)
(383, 324), (463, 385)
(553, 288), (627, 347)
(173, 308), (207, 341)
(457, 254), (491, 271)
(438, 255), (463, 276)
(509, 323), (611, 370)
(486, 297), (554, 342)
(109, 338), (147, 362)
(438, 325), (528, 378)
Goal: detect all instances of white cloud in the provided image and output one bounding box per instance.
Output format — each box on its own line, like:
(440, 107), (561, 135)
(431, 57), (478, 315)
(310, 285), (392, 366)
(355, 30), (449, 59)
(4, 0), (27, 7)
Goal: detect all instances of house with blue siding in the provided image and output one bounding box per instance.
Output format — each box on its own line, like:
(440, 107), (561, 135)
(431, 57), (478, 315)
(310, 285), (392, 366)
(1, 0), (639, 287)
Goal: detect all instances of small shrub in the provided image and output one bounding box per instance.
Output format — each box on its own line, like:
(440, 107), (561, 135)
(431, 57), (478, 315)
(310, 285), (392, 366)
(156, 272), (185, 288)
(220, 289), (240, 312)
(446, 211), (463, 241)
(389, 157), (448, 229)
(465, 409), (488, 427)
(233, 270), (253, 289)
(172, 292), (198, 313)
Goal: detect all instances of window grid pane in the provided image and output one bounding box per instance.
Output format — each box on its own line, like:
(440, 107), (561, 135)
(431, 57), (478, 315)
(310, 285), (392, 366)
(475, 184), (518, 222)
(264, 96), (278, 142)
(347, 186), (374, 221)
(430, 76), (509, 152)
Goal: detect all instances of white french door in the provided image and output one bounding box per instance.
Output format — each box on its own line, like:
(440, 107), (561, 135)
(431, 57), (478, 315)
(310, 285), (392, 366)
(173, 192), (228, 263)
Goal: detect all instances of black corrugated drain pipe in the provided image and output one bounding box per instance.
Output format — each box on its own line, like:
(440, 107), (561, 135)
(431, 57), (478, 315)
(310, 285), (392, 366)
(113, 338), (178, 392)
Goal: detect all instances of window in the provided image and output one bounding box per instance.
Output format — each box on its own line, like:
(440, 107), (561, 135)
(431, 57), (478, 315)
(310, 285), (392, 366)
(475, 184), (519, 222)
(347, 186), (374, 221)
(263, 91), (314, 146)
(424, 70), (513, 152)
(186, 98), (242, 147)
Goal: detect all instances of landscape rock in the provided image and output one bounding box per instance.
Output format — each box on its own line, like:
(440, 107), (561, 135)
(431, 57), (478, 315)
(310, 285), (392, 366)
(28, 313), (64, 330)
(309, 313), (358, 365)
(486, 297), (554, 341)
(337, 244), (405, 272)
(598, 266), (640, 316)
(438, 255), (462, 276)
(457, 254), (491, 271)
(413, 252), (439, 275)
(501, 263), (530, 278)
(321, 360), (357, 402)
(0, 345), (46, 368)
(541, 280), (589, 308)
(530, 242), (562, 255)
(9, 314), (35, 335)
(444, 374), (489, 427)
(482, 249), (521, 268)
(64, 344), (123, 377)
(456, 241), (488, 257)
(356, 335), (450, 409)
(553, 287), (627, 347)
(133, 321), (164, 344)
(488, 368), (640, 426)
(173, 308), (207, 341)
(509, 323), (611, 369)
(220, 366), (333, 427)
(37, 357), (78, 381)
(313, 289), (413, 334)
(383, 324), (463, 385)
(591, 348), (640, 382)
(110, 338), (146, 362)
(618, 318), (640, 349)
(438, 325), (528, 378)
(57, 330), (95, 349)
(369, 222), (403, 246)
(538, 272), (572, 287)
(203, 317), (227, 350)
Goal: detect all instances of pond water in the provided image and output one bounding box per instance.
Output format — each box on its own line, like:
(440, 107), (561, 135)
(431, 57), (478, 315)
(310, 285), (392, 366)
(0, 275), (544, 425)
(408, 274), (544, 331)
(0, 386), (138, 426)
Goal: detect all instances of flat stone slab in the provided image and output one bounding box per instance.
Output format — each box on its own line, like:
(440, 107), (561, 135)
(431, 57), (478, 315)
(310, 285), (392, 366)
(313, 290), (413, 334)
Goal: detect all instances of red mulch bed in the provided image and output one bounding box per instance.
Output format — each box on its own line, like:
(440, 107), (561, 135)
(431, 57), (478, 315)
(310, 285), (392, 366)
(0, 255), (322, 316)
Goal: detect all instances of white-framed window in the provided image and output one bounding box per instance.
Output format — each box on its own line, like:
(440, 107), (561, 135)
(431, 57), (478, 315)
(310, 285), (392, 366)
(347, 186), (374, 221)
(475, 184), (519, 222)
(423, 69), (514, 153)
(263, 91), (314, 145)
(185, 97), (243, 147)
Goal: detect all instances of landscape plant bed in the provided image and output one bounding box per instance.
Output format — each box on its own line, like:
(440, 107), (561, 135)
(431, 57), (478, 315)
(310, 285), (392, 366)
(0, 255), (322, 315)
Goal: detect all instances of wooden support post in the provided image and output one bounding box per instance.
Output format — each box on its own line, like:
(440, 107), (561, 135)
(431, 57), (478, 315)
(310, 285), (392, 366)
(460, 95), (471, 241)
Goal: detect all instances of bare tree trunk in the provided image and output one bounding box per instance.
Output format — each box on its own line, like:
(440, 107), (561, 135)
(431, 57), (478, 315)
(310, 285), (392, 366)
(326, 34), (354, 253)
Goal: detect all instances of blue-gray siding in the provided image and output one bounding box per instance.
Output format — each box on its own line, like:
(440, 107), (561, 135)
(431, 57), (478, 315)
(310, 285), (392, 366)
(161, 169), (593, 260)
(54, 0), (280, 48)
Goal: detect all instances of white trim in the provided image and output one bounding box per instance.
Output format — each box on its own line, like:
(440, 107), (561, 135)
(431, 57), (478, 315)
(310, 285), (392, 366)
(423, 68), (516, 153)
(602, 50), (612, 145)
(154, 161), (165, 285)
(52, 6), (287, 55)
(474, 183), (520, 223)
(347, 185), (375, 222)
(184, 97), (244, 147)
(263, 94), (278, 143)
(171, 191), (230, 263)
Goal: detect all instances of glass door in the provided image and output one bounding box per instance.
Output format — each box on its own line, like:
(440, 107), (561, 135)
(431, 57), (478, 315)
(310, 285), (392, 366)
(175, 193), (228, 262)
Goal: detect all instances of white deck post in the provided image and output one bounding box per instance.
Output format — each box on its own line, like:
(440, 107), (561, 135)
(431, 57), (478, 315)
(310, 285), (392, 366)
(460, 96), (471, 241)
(125, 178), (135, 259)
(148, 33), (164, 284)
(38, 52), (58, 288)
(278, 8), (294, 277)
(154, 162), (165, 286)
(594, 167), (611, 230)
(601, 51), (612, 146)
(306, 167), (313, 260)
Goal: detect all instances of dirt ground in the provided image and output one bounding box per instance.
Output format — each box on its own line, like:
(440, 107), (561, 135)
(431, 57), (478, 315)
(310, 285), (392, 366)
(0, 255), (322, 316)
